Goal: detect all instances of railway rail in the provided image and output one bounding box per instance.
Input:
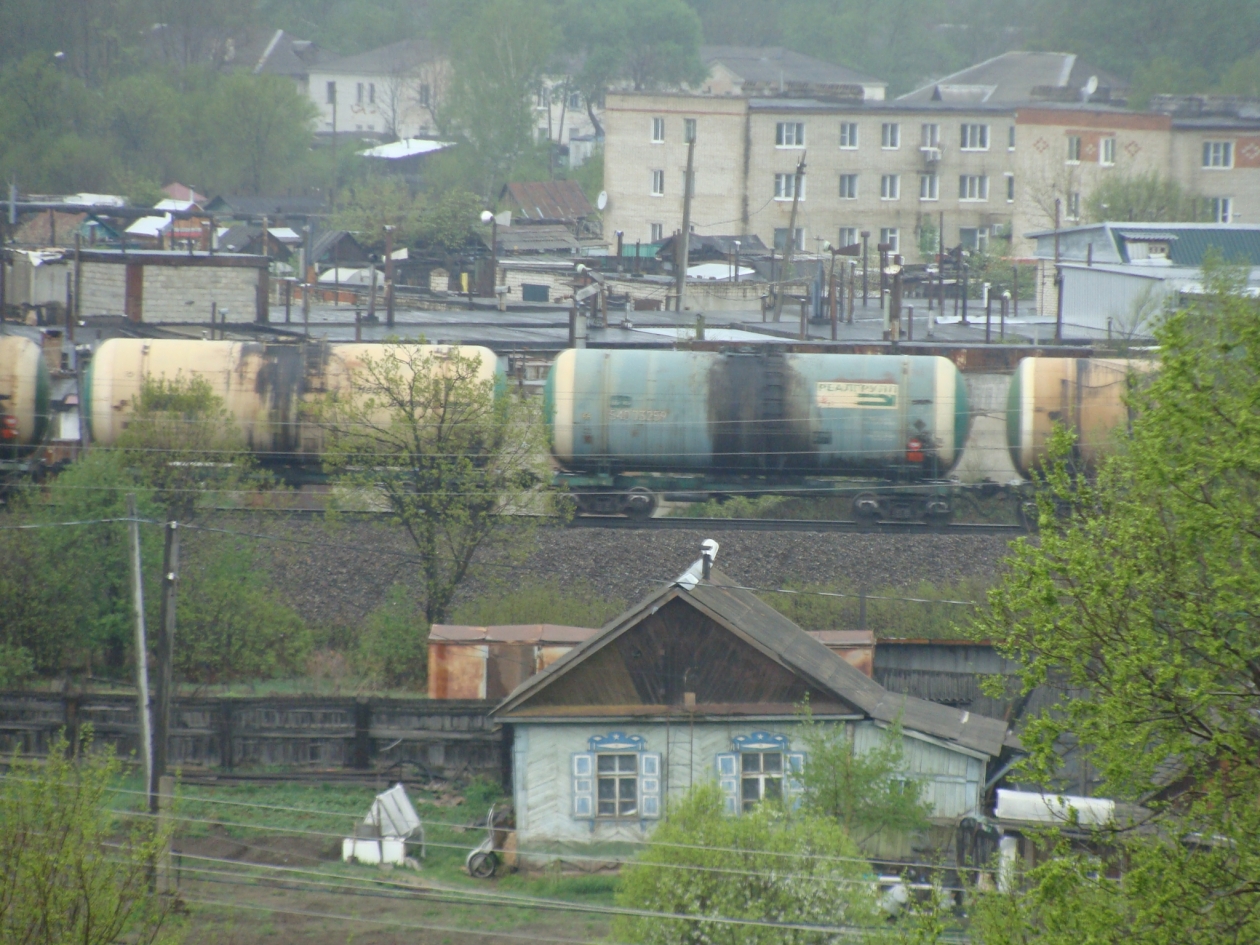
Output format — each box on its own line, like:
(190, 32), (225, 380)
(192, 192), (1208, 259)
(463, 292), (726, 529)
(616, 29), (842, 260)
(564, 516), (1026, 535)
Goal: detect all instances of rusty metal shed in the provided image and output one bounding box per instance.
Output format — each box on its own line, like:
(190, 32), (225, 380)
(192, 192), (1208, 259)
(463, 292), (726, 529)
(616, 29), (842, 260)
(428, 624), (598, 701)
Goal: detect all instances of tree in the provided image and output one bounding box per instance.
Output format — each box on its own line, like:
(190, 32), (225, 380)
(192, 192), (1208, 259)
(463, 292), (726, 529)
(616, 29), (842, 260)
(969, 265), (1260, 943)
(0, 734), (179, 945)
(202, 73), (318, 195)
(1085, 172), (1210, 224)
(619, 0), (707, 91)
(797, 710), (931, 845)
(175, 533), (312, 684)
(1126, 55), (1213, 108)
(442, 0), (555, 196)
(317, 343), (553, 624)
(1216, 50), (1260, 99)
(614, 783), (883, 945)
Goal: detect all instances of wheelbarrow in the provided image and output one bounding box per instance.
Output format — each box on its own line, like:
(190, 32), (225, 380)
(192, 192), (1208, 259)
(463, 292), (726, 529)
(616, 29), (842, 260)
(465, 804), (513, 878)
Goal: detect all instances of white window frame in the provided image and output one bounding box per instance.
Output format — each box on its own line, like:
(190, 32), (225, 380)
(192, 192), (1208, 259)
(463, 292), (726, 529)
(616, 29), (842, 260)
(880, 174), (900, 200)
(325, 81), (336, 105)
(960, 226), (989, 252)
(774, 227), (804, 252)
(356, 82), (364, 104)
(595, 753), (639, 818)
(1209, 197), (1233, 223)
(1005, 173), (1015, 202)
(1066, 135), (1082, 164)
(959, 174), (989, 201)
(368, 82), (375, 105)
(919, 173), (938, 201)
(650, 223), (663, 242)
(1100, 137), (1116, 166)
(740, 750), (785, 811)
(650, 170), (665, 196)
(880, 227), (900, 253)
(684, 117), (697, 142)
(839, 122), (859, 149)
(1203, 140), (1234, 169)
(1067, 191), (1082, 220)
(961, 123), (989, 151)
(651, 117), (665, 143)
(838, 227), (857, 248)
(839, 174), (858, 199)
(569, 90), (581, 109)
(776, 121), (805, 148)
(1008, 125), (1016, 150)
(921, 123), (940, 148)
(774, 173), (804, 201)
(881, 122), (900, 149)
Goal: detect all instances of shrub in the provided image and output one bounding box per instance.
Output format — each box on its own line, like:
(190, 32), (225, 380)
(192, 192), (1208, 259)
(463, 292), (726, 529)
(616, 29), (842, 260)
(355, 583), (429, 689)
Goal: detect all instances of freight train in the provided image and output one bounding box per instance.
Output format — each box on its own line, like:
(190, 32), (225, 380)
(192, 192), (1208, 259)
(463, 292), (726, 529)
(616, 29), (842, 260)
(0, 333), (1153, 520)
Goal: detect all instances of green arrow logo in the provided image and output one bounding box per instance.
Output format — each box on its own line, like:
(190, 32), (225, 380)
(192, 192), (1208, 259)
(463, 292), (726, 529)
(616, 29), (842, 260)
(856, 393), (896, 407)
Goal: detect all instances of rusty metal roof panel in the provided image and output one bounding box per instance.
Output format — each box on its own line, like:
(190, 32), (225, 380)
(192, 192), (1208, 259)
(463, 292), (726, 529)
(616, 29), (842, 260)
(430, 623), (598, 644)
(502, 180), (594, 223)
(808, 630), (875, 647)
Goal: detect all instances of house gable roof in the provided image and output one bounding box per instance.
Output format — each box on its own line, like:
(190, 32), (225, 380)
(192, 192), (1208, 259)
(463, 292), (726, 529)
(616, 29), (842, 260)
(494, 563), (1010, 757)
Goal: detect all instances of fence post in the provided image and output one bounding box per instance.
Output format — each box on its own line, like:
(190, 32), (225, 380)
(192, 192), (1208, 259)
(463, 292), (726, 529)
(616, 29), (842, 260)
(353, 699), (372, 770)
(218, 700), (233, 770)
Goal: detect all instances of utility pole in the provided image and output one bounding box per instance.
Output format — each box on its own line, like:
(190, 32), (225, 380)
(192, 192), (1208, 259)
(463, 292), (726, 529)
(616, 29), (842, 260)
(675, 135), (696, 313)
(367, 255), (378, 322)
(151, 521), (179, 813)
(773, 153), (805, 323)
(860, 230), (870, 308)
(1053, 197), (1063, 344)
(126, 494), (153, 796)
(384, 225), (395, 328)
(71, 232), (81, 341)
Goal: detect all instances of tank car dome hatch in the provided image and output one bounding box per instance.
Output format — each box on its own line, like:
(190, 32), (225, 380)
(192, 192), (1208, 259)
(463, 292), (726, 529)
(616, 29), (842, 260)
(0, 335), (52, 451)
(86, 339), (500, 461)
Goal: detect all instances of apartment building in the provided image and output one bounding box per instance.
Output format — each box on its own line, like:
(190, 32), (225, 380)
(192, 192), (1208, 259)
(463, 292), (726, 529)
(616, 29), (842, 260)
(602, 91), (1019, 260)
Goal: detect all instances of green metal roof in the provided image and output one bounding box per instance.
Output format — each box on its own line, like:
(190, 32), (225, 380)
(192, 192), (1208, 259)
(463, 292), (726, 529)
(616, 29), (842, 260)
(1117, 228), (1260, 267)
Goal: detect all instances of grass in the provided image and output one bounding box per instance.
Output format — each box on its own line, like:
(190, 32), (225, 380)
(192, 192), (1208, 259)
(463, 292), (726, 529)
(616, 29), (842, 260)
(762, 577), (992, 640)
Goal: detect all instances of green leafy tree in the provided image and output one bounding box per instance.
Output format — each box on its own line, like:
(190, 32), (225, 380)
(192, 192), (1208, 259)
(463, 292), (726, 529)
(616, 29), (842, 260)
(1216, 49), (1260, 98)
(619, 0), (707, 91)
(175, 533), (312, 684)
(355, 582), (429, 689)
(1085, 171), (1210, 224)
(332, 176), (428, 248)
(201, 73), (318, 195)
(0, 733), (180, 945)
(797, 709), (931, 844)
(317, 343), (553, 624)
(442, 0), (555, 196)
(1126, 55), (1213, 108)
(614, 783), (883, 945)
(969, 265), (1260, 943)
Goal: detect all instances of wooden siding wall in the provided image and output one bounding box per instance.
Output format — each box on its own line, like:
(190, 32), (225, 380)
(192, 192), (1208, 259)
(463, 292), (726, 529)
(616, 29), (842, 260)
(512, 720), (985, 845)
(0, 693), (503, 781)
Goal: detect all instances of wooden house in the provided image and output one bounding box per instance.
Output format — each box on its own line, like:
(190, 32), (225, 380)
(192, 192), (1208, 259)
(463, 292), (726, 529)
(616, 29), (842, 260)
(493, 555), (1014, 846)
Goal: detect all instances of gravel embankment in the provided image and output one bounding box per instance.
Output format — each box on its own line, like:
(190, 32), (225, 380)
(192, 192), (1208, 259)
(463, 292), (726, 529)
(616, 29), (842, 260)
(194, 513), (1018, 629)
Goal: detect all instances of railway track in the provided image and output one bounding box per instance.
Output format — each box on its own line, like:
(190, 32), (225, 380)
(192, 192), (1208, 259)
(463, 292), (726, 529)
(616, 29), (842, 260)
(566, 516), (1026, 535)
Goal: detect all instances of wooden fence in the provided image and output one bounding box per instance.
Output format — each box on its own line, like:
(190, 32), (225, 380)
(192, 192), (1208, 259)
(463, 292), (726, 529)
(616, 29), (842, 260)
(0, 693), (504, 782)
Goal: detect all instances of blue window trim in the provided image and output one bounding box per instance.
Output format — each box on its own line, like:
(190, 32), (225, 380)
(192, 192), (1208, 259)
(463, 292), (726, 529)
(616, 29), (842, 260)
(589, 732), (646, 752)
(732, 731), (790, 753)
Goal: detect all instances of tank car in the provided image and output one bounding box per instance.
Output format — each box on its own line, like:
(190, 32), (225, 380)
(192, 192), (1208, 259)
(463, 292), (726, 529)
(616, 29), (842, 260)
(1006, 357), (1155, 478)
(0, 334), (51, 460)
(86, 339), (499, 462)
(545, 349), (969, 520)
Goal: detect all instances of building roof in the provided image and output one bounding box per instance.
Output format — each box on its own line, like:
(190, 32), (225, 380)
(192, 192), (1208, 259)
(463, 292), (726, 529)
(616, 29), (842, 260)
(162, 183), (207, 204)
(317, 37), (441, 77)
(431, 624), (599, 644)
(898, 51), (1126, 107)
(702, 45), (884, 93)
(1027, 222), (1260, 267)
(494, 560), (1011, 758)
(310, 229), (366, 263)
(490, 223), (592, 255)
(501, 180), (595, 223)
(358, 138), (454, 160)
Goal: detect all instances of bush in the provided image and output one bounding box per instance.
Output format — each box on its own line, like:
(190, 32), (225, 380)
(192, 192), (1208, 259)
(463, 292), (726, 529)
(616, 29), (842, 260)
(765, 578), (990, 640)
(355, 583), (429, 690)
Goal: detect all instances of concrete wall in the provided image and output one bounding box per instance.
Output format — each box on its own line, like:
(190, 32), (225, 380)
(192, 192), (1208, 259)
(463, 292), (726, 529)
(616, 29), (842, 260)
(79, 262), (126, 316)
(1170, 129), (1260, 224)
(79, 259), (262, 322)
(512, 719), (986, 845)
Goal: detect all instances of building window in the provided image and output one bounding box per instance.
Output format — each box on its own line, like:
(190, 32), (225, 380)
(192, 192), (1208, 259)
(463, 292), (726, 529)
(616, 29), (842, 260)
(774, 173), (804, 200)
(418, 84), (430, 107)
(741, 751), (784, 811)
(652, 117), (665, 143)
(569, 91), (581, 109)
(356, 82), (364, 105)
(1203, 140), (1234, 168)
(1101, 137), (1116, 166)
(921, 123), (940, 148)
(368, 83), (375, 104)
(880, 227), (899, 253)
(325, 81), (336, 104)
(1066, 135), (1082, 163)
(684, 118), (697, 142)
(960, 227), (989, 252)
(651, 170), (664, 196)
(650, 223), (663, 242)
(881, 123), (900, 149)
(959, 175), (989, 201)
(919, 173), (938, 200)
(839, 174), (858, 199)
(839, 227), (857, 248)
(596, 754), (638, 817)
(1008, 125), (1016, 150)
(839, 122), (858, 149)
(1067, 191), (1081, 220)
(960, 123), (989, 151)
(1006, 173), (1015, 202)
(880, 174), (900, 200)
(776, 121), (804, 147)
(1209, 197), (1232, 223)
(774, 227), (804, 252)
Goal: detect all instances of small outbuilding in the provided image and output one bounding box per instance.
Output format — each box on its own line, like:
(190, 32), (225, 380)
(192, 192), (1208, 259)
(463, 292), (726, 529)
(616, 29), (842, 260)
(493, 551), (1013, 846)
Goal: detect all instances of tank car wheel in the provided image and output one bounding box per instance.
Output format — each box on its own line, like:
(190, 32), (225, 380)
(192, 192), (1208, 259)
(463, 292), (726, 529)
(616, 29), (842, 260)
(621, 487), (658, 520)
(851, 492), (881, 525)
(467, 851), (498, 879)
